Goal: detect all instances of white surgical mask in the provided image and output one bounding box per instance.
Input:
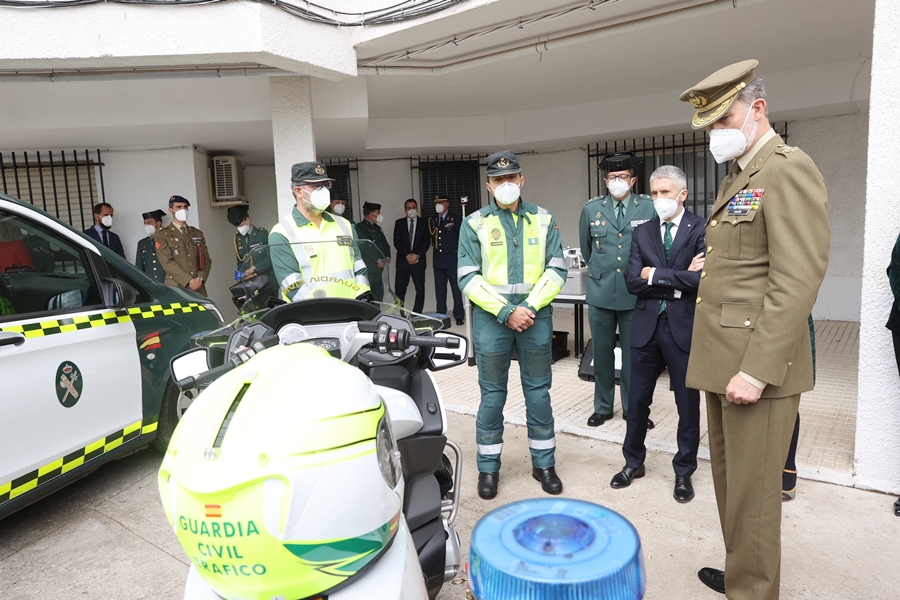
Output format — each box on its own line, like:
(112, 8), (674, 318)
(491, 182), (521, 206)
(654, 191), (683, 221)
(332, 203), (346, 216)
(174, 209), (188, 222)
(407, 209), (418, 219)
(144, 224), (157, 236)
(708, 105), (758, 164)
(100, 215), (113, 228)
(309, 187), (331, 211)
(435, 203), (446, 214)
(375, 214), (384, 225)
(237, 224), (250, 236)
(607, 178), (632, 199)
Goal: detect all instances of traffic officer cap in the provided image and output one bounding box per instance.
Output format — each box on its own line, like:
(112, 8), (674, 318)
(363, 202), (381, 211)
(600, 151), (641, 172)
(291, 161), (335, 184)
(169, 195), (191, 207)
(486, 151), (521, 177)
(142, 209), (166, 222)
(227, 204), (250, 226)
(680, 59), (759, 129)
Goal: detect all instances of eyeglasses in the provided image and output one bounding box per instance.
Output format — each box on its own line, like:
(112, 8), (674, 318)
(298, 181), (333, 190)
(606, 174), (634, 182)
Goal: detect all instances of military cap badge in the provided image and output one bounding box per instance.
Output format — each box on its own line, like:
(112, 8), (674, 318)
(497, 157), (510, 168)
(688, 92), (708, 108)
(315, 164), (326, 175)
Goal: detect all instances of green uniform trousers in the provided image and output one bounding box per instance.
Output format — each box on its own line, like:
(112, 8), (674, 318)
(588, 306), (633, 415)
(707, 391), (800, 600)
(472, 305), (556, 472)
(368, 267), (385, 302)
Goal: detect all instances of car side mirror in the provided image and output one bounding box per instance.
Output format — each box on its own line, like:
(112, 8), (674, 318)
(101, 277), (137, 309)
(428, 331), (469, 371)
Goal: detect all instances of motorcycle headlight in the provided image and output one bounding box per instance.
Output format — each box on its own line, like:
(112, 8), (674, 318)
(376, 416), (402, 489)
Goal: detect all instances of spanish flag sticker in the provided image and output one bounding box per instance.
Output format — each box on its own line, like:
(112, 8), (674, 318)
(205, 504), (222, 518)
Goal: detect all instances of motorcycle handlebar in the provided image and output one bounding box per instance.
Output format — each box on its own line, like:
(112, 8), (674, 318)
(177, 361), (237, 393)
(409, 335), (460, 349)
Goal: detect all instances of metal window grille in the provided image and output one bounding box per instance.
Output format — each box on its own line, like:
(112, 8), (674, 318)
(0, 150), (105, 230)
(588, 123), (788, 218)
(415, 155), (483, 219)
(322, 159), (356, 221)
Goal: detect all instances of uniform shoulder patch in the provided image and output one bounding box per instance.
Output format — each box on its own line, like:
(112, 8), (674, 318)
(776, 145), (801, 154)
(155, 240), (161, 250)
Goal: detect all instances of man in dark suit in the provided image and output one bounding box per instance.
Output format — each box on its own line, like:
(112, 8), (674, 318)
(83, 202), (125, 258)
(393, 198), (429, 313)
(611, 165), (706, 504)
(428, 196), (465, 325)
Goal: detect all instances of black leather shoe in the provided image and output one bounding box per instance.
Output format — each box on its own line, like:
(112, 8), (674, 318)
(456, 319), (465, 326)
(698, 567), (725, 594)
(674, 476), (694, 503)
(587, 412), (614, 427)
(478, 472), (499, 499)
(532, 467), (563, 495)
(622, 412), (655, 430)
(894, 496), (900, 517)
(610, 464), (645, 489)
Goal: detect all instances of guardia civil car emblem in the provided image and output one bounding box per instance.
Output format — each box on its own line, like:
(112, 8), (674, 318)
(56, 362), (83, 407)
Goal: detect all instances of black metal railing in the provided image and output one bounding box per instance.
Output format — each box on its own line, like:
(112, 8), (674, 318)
(0, 150), (105, 230)
(414, 154), (484, 219)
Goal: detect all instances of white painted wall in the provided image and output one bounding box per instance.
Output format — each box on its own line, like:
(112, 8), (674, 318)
(857, 0), (900, 494)
(790, 111), (868, 321)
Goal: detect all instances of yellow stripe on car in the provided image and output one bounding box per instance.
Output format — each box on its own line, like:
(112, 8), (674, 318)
(0, 303), (207, 339)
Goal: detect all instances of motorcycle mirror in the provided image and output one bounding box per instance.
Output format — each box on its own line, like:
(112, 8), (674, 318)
(428, 331), (469, 370)
(170, 347), (212, 383)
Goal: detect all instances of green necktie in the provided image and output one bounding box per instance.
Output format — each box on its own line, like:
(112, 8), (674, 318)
(408, 218), (414, 242)
(615, 201), (624, 228)
(661, 222), (674, 314)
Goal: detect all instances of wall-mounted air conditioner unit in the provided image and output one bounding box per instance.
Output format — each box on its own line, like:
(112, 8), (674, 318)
(210, 156), (245, 206)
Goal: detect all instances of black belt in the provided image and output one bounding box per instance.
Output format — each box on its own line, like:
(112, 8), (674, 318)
(658, 309), (668, 319)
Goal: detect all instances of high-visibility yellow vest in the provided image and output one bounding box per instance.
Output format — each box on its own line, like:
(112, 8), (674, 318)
(271, 213), (369, 301)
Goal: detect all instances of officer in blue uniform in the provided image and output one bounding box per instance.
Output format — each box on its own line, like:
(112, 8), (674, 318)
(579, 152), (656, 428)
(428, 195), (465, 325)
(135, 209), (166, 282)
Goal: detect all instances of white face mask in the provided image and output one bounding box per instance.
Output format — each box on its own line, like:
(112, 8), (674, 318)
(491, 182), (521, 206)
(607, 178), (632, 199)
(144, 224), (157, 236)
(709, 105), (758, 164)
(237, 224), (251, 236)
(308, 187), (331, 212)
(435, 203), (446, 214)
(332, 203), (346, 216)
(654, 191), (683, 221)
(174, 208), (188, 222)
(375, 214), (384, 225)
(100, 215), (113, 228)
(407, 209), (418, 219)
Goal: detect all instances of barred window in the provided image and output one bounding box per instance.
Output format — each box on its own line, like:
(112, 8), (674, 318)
(322, 160), (355, 221)
(417, 157), (482, 219)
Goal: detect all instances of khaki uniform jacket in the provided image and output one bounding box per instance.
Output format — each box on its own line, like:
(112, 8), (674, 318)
(685, 134), (830, 397)
(153, 223), (212, 297)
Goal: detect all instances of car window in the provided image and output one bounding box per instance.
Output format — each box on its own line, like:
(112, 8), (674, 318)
(0, 210), (103, 320)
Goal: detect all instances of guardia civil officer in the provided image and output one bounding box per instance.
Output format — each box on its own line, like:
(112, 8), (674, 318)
(154, 195), (212, 297)
(458, 150), (567, 500)
(681, 60), (830, 599)
(227, 205), (272, 280)
(355, 202), (391, 302)
(579, 152), (656, 427)
(428, 196), (465, 325)
(269, 162), (370, 302)
(135, 209), (166, 282)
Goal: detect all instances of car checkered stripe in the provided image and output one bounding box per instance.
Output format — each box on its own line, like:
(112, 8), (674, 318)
(0, 415), (159, 507)
(0, 303), (206, 339)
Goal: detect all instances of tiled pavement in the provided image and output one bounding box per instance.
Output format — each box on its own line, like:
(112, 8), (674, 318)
(433, 312), (859, 484)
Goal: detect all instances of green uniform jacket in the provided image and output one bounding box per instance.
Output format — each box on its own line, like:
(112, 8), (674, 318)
(135, 236), (165, 283)
(458, 199), (567, 324)
(234, 225), (272, 276)
(153, 223), (212, 297)
(579, 192), (656, 310)
(355, 218), (391, 270)
(685, 135), (830, 397)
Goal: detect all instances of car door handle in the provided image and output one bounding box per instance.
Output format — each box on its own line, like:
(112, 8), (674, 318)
(0, 332), (26, 347)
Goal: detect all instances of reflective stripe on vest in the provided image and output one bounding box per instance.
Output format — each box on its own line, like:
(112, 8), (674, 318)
(471, 211), (552, 289)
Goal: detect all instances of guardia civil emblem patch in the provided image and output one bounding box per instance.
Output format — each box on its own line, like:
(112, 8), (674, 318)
(490, 228), (501, 241)
(56, 362), (83, 408)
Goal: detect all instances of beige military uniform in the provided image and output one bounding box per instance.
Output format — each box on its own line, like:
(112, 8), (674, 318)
(154, 222), (212, 297)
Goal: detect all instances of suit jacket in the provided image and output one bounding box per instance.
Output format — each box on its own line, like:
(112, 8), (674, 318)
(685, 134), (830, 397)
(84, 226), (126, 259)
(393, 216), (430, 268)
(428, 212), (461, 269)
(579, 193), (656, 310)
(625, 211), (706, 353)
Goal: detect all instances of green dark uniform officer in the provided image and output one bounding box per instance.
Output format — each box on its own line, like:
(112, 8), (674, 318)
(227, 205), (273, 279)
(355, 202), (391, 302)
(154, 195), (212, 297)
(458, 150), (567, 500)
(135, 209), (166, 283)
(579, 152), (656, 428)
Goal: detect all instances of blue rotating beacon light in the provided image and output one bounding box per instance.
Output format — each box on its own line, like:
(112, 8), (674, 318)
(468, 498), (645, 599)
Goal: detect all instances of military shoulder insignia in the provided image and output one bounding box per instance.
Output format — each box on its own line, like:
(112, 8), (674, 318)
(336, 235), (352, 247)
(630, 219), (649, 228)
(728, 188), (764, 216)
(155, 240), (161, 250)
(777, 145), (800, 154)
(56, 361), (83, 408)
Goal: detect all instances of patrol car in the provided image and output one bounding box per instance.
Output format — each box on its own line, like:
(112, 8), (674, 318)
(0, 193), (223, 519)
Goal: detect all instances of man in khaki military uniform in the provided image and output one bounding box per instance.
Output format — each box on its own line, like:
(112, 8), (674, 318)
(154, 195), (212, 297)
(681, 61), (830, 599)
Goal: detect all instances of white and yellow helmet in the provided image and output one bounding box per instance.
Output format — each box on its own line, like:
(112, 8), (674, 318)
(158, 343), (404, 600)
